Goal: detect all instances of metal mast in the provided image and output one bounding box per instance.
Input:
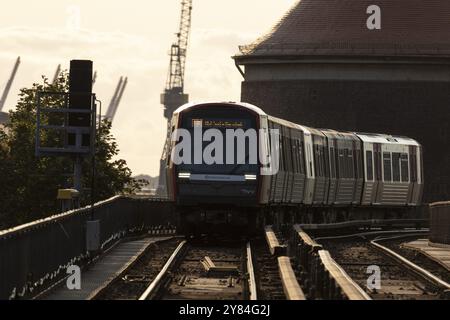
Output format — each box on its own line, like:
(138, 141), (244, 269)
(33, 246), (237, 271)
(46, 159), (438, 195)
(52, 64), (61, 85)
(0, 56), (21, 112)
(161, 0), (193, 117)
(108, 77), (127, 122)
(157, 0), (193, 197)
(105, 77), (125, 122)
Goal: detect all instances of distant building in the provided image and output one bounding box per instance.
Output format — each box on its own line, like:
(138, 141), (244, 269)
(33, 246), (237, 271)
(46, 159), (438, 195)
(234, 0), (450, 202)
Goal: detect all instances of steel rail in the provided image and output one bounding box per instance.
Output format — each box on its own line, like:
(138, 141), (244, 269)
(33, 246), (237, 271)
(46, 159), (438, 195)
(370, 237), (450, 291)
(246, 242), (258, 300)
(314, 229), (429, 242)
(138, 240), (187, 300)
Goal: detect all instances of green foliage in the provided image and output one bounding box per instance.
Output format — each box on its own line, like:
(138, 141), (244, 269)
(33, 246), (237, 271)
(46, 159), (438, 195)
(0, 72), (138, 229)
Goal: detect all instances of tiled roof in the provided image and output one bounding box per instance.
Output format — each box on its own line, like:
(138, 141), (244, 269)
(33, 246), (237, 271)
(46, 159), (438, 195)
(237, 0), (450, 58)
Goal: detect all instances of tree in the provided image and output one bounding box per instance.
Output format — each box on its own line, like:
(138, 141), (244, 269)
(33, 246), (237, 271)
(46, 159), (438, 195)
(0, 72), (139, 229)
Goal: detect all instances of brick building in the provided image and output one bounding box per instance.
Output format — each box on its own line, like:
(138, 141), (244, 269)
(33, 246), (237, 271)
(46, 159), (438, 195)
(233, 0), (450, 202)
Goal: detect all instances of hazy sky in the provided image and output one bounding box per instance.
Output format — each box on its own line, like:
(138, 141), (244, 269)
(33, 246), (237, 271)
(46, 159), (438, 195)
(0, 0), (296, 176)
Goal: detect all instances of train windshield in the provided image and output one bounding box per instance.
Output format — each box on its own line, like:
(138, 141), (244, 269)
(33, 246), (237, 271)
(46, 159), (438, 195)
(176, 105), (259, 175)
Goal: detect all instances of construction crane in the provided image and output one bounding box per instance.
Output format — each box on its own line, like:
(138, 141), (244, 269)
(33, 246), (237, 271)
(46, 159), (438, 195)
(52, 64), (61, 85)
(92, 71), (97, 86)
(157, 0), (193, 197)
(0, 56), (21, 113)
(104, 76), (127, 122)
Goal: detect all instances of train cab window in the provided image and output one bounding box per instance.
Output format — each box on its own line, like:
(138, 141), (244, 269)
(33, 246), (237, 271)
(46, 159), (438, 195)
(366, 151), (374, 181)
(383, 152), (392, 182)
(401, 154), (409, 182)
(392, 153), (401, 182)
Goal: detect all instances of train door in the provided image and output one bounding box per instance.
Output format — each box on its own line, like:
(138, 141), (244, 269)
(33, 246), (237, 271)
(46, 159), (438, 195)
(268, 121), (279, 203)
(361, 143), (376, 205)
(353, 138), (364, 204)
(303, 134), (314, 205)
(373, 143), (383, 204)
(274, 122), (285, 203)
(409, 145), (419, 204)
(291, 129), (306, 204)
(327, 137), (338, 204)
(312, 134), (327, 205)
(258, 116), (271, 205)
(282, 126), (294, 203)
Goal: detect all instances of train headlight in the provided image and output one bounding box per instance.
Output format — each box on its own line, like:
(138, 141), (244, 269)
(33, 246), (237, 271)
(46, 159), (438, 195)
(178, 172), (191, 179)
(245, 174), (257, 181)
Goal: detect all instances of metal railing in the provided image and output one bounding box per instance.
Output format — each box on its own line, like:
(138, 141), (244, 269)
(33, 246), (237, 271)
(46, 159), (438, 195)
(0, 196), (175, 300)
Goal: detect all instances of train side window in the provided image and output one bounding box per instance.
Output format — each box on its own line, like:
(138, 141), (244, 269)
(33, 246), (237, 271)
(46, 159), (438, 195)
(348, 148), (354, 179)
(296, 139), (301, 174)
(355, 149), (363, 179)
(291, 138), (297, 173)
(288, 137), (294, 173)
(298, 140), (304, 174)
(366, 151), (374, 181)
(392, 153), (401, 182)
(292, 138), (299, 173)
(401, 153), (409, 182)
(344, 149), (349, 178)
(329, 147), (336, 179)
(383, 152), (392, 182)
(338, 148), (345, 178)
(284, 135), (293, 173)
(410, 152), (417, 183)
(317, 144), (323, 177)
(278, 131), (284, 172)
(322, 144), (329, 178)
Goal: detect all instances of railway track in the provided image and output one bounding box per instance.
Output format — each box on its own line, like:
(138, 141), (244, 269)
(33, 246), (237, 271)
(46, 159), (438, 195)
(92, 229), (303, 301)
(379, 236), (450, 284)
(93, 238), (184, 300)
(249, 238), (286, 300)
(139, 237), (256, 300)
(318, 232), (450, 300)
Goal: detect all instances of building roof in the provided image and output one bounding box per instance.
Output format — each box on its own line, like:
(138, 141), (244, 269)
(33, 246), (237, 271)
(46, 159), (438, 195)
(236, 0), (450, 59)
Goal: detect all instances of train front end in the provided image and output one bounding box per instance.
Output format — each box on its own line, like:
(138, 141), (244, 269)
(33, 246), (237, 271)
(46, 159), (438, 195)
(167, 102), (263, 234)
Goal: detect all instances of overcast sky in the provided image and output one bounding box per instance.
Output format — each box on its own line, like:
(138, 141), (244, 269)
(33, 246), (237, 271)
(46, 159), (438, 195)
(0, 0), (296, 176)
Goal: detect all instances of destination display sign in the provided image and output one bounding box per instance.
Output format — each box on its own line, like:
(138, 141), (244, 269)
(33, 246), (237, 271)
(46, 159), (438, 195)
(192, 119), (245, 129)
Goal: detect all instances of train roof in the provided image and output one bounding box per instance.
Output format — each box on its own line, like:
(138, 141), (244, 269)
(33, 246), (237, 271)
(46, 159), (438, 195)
(355, 133), (420, 146)
(173, 101), (267, 116)
(172, 102), (420, 147)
